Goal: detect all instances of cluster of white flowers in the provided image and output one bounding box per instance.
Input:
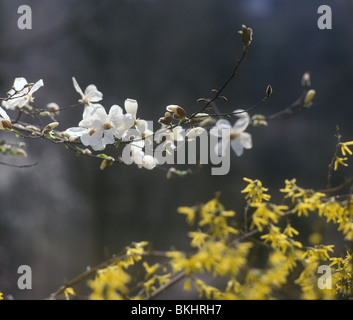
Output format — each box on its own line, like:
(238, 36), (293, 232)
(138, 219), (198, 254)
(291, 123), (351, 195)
(0, 76), (254, 172)
(65, 78), (221, 170)
(1, 77), (44, 131)
(2, 77), (44, 110)
(66, 78), (162, 170)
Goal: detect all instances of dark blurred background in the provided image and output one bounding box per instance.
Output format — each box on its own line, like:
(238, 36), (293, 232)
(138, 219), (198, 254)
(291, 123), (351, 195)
(0, 0), (352, 299)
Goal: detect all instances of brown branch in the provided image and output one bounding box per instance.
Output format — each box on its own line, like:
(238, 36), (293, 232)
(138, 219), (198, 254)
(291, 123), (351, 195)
(0, 160), (38, 168)
(189, 46), (249, 120)
(266, 90), (307, 121)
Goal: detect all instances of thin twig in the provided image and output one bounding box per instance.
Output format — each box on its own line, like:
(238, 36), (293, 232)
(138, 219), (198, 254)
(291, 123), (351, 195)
(0, 160), (38, 168)
(266, 90), (307, 121)
(327, 127), (342, 193)
(146, 271), (186, 300)
(190, 47), (249, 119)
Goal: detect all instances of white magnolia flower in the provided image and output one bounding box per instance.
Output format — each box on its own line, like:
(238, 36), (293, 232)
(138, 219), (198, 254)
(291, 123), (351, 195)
(2, 77), (44, 110)
(123, 98), (147, 133)
(72, 77), (103, 106)
(211, 109), (252, 156)
(65, 104), (125, 151)
(0, 106), (12, 130)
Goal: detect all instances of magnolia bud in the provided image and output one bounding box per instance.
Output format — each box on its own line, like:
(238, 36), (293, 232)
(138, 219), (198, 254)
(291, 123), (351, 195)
(42, 122), (59, 134)
(0, 119), (12, 130)
(100, 156), (115, 170)
(252, 114), (268, 127)
(304, 89), (316, 107)
(26, 125), (41, 132)
(240, 25), (253, 47)
(158, 112), (172, 126)
(189, 113), (211, 126)
(301, 72), (311, 87)
(82, 148), (92, 156)
(166, 105), (186, 120)
(14, 149), (28, 157)
(46, 103), (60, 116)
(39, 111), (51, 117)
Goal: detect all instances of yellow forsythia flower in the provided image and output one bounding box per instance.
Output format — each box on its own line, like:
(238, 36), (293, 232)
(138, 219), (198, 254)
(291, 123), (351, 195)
(63, 287), (75, 300)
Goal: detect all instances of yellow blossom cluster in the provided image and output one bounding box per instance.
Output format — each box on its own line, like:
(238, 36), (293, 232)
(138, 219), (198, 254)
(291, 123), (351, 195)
(330, 251), (352, 296)
(241, 177), (271, 203)
(280, 179), (353, 240)
(334, 141), (353, 171)
(76, 178), (353, 300)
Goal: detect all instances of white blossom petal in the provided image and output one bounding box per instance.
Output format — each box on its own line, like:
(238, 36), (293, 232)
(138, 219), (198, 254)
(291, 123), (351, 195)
(109, 104), (124, 120)
(30, 79), (44, 94)
(0, 106), (10, 121)
(72, 77), (84, 96)
(124, 99), (138, 117)
(215, 119), (232, 130)
(84, 84), (103, 102)
(232, 109), (250, 134)
(123, 113), (135, 127)
(135, 119), (147, 133)
(230, 139), (244, 157)
(81, 131), (105, 151)
(238, 132), (252, 149)
(66, 127), (88, 138)
(102, 130), (115, 145)
(211, 119), (232, 138)
(13, 78), (28, 91)
(215, 136), (230, 157)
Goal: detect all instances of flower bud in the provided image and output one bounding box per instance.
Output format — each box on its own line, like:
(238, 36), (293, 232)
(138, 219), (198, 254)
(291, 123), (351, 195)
(251, 114), (268, 127)
(266, 85), (273, 97)
(158, 112), (172, 126)
(14, 149), (27, 157)
(189, 113), (211, 126)
(240, 25), (253, 47)
(47, 102), (60, 114)
(0, 119), (12, 130)
(125, 99), (138, 115)
(301, 72), (311, 87)
(100, 156), (115, 170)
(304, 89), (316, 107)
(82, 148), (92, 156)
(25, 125), (41, 132)
(166, 105), (186, 120)
(39, 111), (51, 117)
(42, 122), (59, 134)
